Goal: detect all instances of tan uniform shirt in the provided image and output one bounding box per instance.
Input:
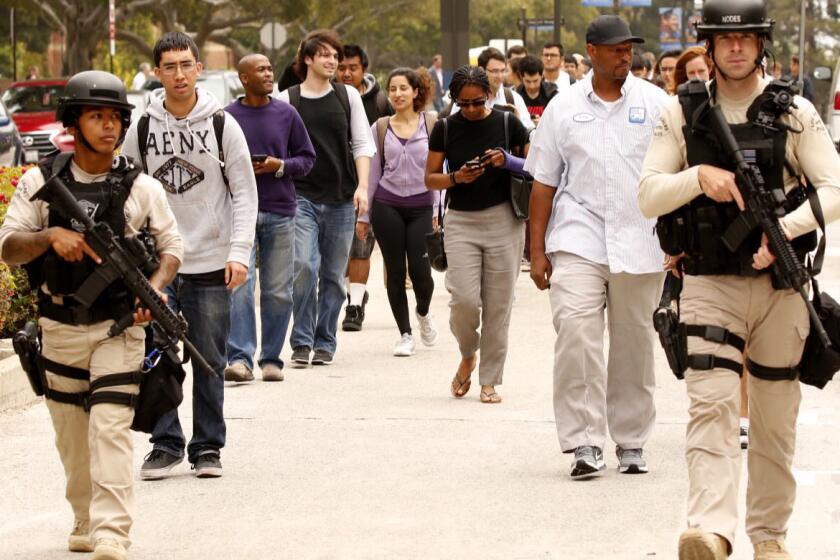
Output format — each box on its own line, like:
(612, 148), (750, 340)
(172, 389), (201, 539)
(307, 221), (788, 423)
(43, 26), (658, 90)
(638, 78), (840, 239)
(0, 160), (184, 264)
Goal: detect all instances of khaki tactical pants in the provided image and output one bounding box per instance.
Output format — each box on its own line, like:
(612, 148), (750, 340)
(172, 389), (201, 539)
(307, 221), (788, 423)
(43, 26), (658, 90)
(681, 274), (808, 548)
(40, 317), (144, 549)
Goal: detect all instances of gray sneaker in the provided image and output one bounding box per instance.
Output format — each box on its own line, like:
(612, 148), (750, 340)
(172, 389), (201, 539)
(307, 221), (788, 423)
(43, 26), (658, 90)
(311, 348), (334, 365)
(261, 363), (284, 382)
(570, 446), (606, 479)
(291, 346), (311, 367)
(224, 362), (254, 382)
(193, 452), (222, 478)
(140, 449), (183, 480)
(616, 446), (648, 474)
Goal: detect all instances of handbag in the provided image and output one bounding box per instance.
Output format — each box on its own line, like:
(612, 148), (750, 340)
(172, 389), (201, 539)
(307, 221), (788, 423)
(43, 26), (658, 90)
(502, 111), (532, 221)
(425, 117), (449, 272)
(131, 327), (186, 433)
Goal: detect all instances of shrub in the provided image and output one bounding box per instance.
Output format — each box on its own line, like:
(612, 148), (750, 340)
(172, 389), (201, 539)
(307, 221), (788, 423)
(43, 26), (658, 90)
(0, 165), (39, 338)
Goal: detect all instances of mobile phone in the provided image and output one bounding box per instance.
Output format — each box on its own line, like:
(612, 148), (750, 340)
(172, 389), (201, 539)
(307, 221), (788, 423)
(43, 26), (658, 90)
(250, 154), (268, 163)
(478, 152), (494, 166)
(466, 158), (482, 169)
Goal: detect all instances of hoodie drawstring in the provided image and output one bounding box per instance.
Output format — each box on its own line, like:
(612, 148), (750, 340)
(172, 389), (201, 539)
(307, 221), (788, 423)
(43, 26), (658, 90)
(186, 118), (225, 169)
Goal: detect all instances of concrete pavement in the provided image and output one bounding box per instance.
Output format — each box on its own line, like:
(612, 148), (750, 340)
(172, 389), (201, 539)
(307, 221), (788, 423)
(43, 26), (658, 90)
(1, 236), (839, 559)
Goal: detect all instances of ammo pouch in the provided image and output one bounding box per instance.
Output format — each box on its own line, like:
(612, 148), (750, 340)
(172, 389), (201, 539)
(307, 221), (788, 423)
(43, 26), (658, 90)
(131, 327), (185, 433)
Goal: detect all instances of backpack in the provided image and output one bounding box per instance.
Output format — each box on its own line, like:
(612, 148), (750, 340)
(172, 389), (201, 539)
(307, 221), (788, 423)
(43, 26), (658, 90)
(439, 87), (516, 118)
(374, 112), (437, 173)
(136, 109), (229, 192)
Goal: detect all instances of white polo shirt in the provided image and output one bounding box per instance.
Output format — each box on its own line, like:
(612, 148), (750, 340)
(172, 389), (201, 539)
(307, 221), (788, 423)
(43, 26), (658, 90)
(524, 73), (669, 274)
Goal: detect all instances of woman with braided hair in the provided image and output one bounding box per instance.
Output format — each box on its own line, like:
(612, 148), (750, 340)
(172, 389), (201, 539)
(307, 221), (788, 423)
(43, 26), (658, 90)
(424, 65), (530, 404)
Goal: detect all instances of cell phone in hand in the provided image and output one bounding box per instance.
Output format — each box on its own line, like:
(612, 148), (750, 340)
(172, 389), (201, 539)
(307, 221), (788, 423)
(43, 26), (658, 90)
(466, 158), (482, 169)
(478, 152), (495, 166)
(250, 154), (268, 163)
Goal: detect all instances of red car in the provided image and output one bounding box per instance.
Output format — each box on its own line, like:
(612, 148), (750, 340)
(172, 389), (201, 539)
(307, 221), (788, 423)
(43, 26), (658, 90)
(1, 78), (69, 163)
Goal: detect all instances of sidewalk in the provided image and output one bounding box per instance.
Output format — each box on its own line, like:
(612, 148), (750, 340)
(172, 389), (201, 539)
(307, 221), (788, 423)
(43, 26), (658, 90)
(1, 245), (838, 559)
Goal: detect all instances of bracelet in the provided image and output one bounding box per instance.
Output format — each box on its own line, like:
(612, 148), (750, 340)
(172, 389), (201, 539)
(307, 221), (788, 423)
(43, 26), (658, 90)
(449, 172), (458, 186)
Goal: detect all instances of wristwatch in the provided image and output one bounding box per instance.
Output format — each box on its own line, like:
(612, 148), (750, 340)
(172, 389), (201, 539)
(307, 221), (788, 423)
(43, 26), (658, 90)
(274, 160), (285, 178)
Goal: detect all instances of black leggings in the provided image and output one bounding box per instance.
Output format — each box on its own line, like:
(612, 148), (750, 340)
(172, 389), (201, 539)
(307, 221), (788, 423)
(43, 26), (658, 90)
(369, 200), (435, 334)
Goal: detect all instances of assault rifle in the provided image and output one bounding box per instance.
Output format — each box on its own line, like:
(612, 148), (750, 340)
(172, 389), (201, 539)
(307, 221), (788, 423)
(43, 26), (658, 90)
(30, 174), (216, 377)
(707, 105), (830, 348)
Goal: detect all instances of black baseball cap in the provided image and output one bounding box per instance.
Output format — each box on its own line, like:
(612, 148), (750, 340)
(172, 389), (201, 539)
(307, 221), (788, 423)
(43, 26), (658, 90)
(586, 16), (645, 45)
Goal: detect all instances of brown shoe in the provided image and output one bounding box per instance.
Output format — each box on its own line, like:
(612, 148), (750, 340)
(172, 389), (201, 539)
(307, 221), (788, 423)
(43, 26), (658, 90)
(261, 363), (284, 382)
(678, 529), (728, 560)
(224, 362), (254, 383)
(68, 519), (93, 552)
(754, 540), (791, 560)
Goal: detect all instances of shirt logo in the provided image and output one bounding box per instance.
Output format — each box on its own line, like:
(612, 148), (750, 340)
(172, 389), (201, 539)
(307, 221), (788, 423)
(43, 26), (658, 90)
(573, 113), (595, 123)
(153, 156), (205, 194)
(629, 107), (646, 124)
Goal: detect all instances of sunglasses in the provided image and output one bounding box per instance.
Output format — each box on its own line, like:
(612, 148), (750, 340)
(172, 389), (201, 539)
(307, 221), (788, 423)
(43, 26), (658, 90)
(456, 98), (487, 108)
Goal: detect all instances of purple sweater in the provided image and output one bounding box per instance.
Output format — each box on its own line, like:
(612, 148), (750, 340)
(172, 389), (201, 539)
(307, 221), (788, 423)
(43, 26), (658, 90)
(359, 114), (441, 223)
(225, 98), (316, 217)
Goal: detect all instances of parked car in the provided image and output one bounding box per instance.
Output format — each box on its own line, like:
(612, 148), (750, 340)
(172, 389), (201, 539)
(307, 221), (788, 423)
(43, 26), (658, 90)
(0, 97), (22, 166)
(1, 78), (68, 164)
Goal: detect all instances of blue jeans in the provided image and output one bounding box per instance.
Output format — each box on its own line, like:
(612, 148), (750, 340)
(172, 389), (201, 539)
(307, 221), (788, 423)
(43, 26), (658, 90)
(151, 273), (229, 463)
(290, 196), (355, 354)
(226, 211), (295, 370)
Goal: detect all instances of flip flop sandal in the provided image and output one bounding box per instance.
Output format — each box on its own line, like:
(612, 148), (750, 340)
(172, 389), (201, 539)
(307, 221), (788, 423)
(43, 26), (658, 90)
(450, 374), (471, 398)
(480, 390), (502, 404)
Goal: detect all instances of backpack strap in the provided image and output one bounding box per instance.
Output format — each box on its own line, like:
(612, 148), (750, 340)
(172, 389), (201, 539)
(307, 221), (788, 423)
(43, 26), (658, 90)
(423, 112), (436, 140)
(211, 109), (230, 193)
(375, 90), (391, 118)
(331, 82), (353, 144)
(375, 116), (390, 173)
(287, 85), (302, 111)
(503, 111), (510, 152)
(137, 113), (150, 173)
(503, 87), (514, 106)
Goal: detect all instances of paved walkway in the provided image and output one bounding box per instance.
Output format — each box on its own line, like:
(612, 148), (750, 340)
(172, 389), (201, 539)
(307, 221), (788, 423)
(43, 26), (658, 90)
(2, 231), (840, 559)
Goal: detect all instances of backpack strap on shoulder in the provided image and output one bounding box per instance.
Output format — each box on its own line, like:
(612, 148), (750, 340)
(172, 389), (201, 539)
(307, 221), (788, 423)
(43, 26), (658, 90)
(503, 87), (514, 106)
(137, 113), (151, 173)
(423, 112), (436, 139)
(331, 82), (353, 144)
(212, 109), (230, 193)
(375, 116), (389, 173)
(287, 85), (301, 110)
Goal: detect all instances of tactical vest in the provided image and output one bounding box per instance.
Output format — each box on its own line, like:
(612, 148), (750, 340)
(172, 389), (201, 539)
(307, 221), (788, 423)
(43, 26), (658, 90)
(29, 152), (142, 324)
(655, 79), (816, 279)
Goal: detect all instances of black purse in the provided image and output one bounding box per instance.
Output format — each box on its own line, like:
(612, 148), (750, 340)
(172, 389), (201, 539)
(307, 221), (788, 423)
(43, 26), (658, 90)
(502, 111), (532, 221)
(426, 118), (449, 272)
(131, 327), (186, 433)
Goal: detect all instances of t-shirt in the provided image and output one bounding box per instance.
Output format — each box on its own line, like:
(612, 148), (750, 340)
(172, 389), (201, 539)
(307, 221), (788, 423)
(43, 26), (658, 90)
(520, 88), (553, 121)
(428, 109), (529, 212)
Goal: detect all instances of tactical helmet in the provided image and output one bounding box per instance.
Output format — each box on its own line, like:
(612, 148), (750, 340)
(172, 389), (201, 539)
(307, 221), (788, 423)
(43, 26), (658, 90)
(56, 70), (134, 127)
(695, 0), (774, 41)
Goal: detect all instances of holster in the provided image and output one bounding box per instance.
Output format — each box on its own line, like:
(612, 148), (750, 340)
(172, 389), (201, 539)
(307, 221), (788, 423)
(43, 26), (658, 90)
(12, 321), (46, 396)
(653, 275), (688, 379)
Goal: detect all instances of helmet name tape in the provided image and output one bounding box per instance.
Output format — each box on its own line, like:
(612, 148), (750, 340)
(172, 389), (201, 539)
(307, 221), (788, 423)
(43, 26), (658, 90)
(721, 15), (742, 23)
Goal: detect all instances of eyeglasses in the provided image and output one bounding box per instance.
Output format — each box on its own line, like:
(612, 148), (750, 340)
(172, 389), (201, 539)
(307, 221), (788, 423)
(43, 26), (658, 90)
(542, 53), (561, 59)
(160, 61), (196, 76)
(485, 69), (506, 76)
(456, 98), (487, 108)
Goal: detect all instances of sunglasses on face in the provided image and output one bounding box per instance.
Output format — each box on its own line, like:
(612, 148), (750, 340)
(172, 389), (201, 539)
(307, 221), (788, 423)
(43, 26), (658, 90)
(457, 98), (487, 108)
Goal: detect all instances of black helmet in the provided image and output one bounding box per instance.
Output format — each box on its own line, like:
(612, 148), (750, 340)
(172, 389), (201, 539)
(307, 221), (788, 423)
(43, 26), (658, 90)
(57, 70), (134, 127)
(695, 0), (774, 41)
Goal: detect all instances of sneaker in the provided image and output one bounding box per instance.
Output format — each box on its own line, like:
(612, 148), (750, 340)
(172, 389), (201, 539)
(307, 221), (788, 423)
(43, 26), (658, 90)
(92, 538), (127, 560)
(261, 363), (284, 382)
(140, 449), (183, 480)
(740, 425), (749, 449)
(193, 452), (223, 478)
(68, 519), (93, 552)
(570, 446), (606, 479)
(311, 348), (334, 365)
(291, 346), (311, 367)
(342, 305), (364, 331)
(754, 539), (791, 560)
(224, 361), (254, 382)
(416, 310), (438, 346)
(616, 446), (648, 474)
(393, 333), (416, 356)
(678, 529), (728, 560)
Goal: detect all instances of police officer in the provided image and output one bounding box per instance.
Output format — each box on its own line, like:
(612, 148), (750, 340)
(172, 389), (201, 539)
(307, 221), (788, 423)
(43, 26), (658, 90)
(0, 71), (183, 559)
(638, 0), (840, 558)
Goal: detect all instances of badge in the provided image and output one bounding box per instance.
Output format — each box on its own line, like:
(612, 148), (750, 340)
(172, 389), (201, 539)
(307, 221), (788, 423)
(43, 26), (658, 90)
(629, 107), (646, 124)
(573, 113), (595, 123)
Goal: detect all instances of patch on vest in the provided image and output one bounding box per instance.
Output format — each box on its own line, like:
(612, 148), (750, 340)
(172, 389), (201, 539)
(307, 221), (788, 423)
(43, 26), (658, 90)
(71, 201), (99, 232)
(153, 156), (205, 194)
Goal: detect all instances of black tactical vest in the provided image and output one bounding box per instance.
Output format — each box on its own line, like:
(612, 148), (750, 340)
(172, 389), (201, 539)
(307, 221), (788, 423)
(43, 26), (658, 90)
(29, 153), (141, 317)
(655, 79), (816, 278)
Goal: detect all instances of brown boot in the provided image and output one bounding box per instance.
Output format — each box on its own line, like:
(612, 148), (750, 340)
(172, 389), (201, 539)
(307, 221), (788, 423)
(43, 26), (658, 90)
(68, 519), (93, 552)
(754, 540), (791, 560)
(678, 529), (729, 560)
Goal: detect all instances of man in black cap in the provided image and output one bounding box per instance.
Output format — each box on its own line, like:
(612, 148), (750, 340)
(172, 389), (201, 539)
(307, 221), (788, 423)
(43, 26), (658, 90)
(639, 0), (840, 558)
(525, 15), (669, 479)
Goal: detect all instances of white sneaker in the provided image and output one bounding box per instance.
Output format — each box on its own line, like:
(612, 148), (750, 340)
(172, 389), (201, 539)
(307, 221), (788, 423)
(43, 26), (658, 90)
(415, 310), (438, 346)
(393, 333), (416, 356)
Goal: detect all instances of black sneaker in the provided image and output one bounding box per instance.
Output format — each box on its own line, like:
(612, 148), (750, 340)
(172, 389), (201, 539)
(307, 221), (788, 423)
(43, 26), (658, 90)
(342, 305), (363, 331)
(140, 449), (183, 480)
(291, 346), (311, 367)
(311, 348), (334, 365)
(192, 452), (222, 478)
(570, 446), (606, 479)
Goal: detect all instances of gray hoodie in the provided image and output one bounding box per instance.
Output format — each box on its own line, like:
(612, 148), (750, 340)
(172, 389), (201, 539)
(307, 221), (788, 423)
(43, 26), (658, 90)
(123, 88), (257, 274)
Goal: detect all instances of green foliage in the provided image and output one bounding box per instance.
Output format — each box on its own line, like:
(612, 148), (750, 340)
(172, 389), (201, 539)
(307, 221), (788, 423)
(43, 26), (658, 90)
(0, 165), (39, 338)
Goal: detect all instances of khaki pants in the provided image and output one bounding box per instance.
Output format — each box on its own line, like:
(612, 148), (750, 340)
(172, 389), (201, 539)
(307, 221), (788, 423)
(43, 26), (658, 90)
(40, 317), (144, 549)
(548, 251), (663, 452)
(681, 274), (808, 548)
(444, 203), (525, 385)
